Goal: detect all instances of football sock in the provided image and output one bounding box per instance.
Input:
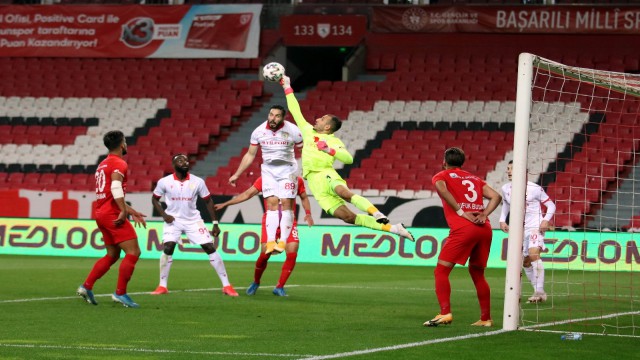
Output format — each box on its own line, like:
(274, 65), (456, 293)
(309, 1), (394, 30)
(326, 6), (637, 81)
(83, 255), (118, 290)
(279, 209), (294, 244)
(265, 210), (279, 242)
(469, 266), (492, 321)
(434, 264), (453, 315)
(532, 259), (545, 293)
(524, 265), (535, 291)
(350, 194), (377, 214)
(277, 252), (298, 288)
(354, 214), (385, 231)
(209, 251), (230, 287)
(116, 254), (139, 295)
(159, 253), (173, 288)
(254, 251), (271, 283)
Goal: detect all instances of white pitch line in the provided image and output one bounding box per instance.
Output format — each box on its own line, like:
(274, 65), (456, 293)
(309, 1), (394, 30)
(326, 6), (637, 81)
(0, 343), (316, 358)
(296, 329), (509, 360)
(0, 286), (301, 304)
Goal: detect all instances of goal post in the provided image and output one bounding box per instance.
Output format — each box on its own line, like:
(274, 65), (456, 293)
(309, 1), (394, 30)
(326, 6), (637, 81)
(503, 52), (534, 331)
(503, 53), (640, 335)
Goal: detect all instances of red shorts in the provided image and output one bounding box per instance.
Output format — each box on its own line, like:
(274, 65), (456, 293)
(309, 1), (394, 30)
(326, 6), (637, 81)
(260, 222), (300, 244)
(439, 223), (492, 267)
(95, 212), (138, 246)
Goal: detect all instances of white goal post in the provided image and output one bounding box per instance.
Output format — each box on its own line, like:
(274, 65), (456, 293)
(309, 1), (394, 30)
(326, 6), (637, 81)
(503, 53), (640, 335)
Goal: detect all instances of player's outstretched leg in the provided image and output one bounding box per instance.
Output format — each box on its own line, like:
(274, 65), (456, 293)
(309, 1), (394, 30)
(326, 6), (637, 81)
(350, 194), (389, 224)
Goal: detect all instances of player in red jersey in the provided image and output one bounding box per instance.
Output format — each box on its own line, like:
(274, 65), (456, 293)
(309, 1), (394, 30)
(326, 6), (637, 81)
(425, 147), (502, 327)
(215, 176), (313, 296)
(77, 130), (147, 308)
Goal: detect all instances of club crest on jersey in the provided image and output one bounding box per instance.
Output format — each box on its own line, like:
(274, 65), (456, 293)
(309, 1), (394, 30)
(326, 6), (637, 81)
(449, 173), (459, 178)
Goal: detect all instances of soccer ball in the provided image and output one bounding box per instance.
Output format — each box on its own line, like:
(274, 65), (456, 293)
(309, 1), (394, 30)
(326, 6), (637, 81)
(263, 62), (285, 82)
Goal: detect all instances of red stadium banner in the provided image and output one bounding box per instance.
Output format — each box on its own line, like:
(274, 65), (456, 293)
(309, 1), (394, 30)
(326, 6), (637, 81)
(0, 4), (261, 58)
(280, 15), (367, 46)
(372, 6), (640, 34)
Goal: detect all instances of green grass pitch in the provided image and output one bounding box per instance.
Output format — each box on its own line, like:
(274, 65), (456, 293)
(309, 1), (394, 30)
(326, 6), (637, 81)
(0, 255), (637, 359)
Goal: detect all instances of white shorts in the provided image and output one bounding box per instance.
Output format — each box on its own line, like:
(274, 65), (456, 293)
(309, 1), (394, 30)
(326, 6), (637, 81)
(523, 229), (546, 256)
(163, 219), (211, 245)
(261, 162), (298, 199)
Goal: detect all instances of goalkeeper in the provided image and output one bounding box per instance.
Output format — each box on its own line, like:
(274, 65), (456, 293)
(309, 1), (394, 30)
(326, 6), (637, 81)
(279, 75), (414, 241)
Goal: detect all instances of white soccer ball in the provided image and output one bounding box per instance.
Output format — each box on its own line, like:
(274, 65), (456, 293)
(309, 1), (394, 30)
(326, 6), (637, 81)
(263, 62), (285, 82)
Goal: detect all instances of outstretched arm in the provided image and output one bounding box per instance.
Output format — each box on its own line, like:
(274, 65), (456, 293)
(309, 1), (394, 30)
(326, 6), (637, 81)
(229, 145), (258, 187)
(280, 75), (313, 134)
(214, 186), (260, 211)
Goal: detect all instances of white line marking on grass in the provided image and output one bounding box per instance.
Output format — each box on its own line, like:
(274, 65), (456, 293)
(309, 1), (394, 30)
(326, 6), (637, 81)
(0, 286), (301, 304)
(297, 329), (509, 360)
(0, 343), (316, 358)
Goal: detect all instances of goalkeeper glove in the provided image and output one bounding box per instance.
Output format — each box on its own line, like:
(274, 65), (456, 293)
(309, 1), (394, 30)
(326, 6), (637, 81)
(316, 140), (336, 156)
(280, 75), (293, 94)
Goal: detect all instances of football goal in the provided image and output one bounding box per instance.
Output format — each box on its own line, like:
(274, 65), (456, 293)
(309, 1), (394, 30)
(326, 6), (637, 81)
(503, 53), (640, 337)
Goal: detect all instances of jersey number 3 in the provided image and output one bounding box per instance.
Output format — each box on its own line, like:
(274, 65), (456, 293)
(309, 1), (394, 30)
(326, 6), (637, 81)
(461, 180), (478, 202)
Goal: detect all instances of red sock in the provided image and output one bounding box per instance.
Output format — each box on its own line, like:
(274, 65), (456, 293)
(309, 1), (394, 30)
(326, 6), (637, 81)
(276, 252), (297, 288)
(115, 254), (139, 295)
(434, 263), (453, 315)
(254, 252), (271, 284)
(469, 266), (491, 321)
(83, 255), (118, 290)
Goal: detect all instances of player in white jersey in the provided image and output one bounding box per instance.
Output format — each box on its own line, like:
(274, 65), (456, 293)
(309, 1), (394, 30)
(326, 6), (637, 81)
(151, 154), (238, 297)
(228, 104), (303, 255)
(499, 160), (556, 303)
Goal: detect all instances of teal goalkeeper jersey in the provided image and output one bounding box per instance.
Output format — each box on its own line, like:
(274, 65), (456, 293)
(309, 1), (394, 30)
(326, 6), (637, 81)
(285, 93), (353, 178)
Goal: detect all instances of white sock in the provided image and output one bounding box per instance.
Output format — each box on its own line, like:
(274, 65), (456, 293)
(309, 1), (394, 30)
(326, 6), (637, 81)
(159, 253), (172, 288)
(524, 266), (535, 292)
(278, 210), (294, 244)
(265, 210), (279, 242)
(532, 259), (545, 293)
(209, 251), (230, 287)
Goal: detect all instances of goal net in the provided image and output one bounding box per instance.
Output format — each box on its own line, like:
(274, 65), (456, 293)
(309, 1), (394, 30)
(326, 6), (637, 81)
(503, 53), (640, 337)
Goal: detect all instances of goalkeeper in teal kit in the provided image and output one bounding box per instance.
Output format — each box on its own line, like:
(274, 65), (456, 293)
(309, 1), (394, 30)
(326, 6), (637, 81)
(280, 75), (414, 241)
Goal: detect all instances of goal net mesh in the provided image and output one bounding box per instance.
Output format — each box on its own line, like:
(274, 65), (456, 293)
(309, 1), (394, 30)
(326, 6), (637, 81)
(518, 55), (640, 336)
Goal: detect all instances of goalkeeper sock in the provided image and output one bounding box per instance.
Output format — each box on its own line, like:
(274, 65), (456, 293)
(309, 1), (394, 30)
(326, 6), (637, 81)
(350, 194), (378, 214)
(254, 251), (271, 284)
(469, 266), (492, 321)
(434, 264), (453, 315)
(159, 253), (173, 288)
(354, 214), (387, 231)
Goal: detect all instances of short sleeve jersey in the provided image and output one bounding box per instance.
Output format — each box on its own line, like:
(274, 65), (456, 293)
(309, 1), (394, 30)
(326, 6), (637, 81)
(501, 181), (553, 230)
(432, 168), (489, 231)
(95, 154), (128, 215)
(152, 173), (210, 221)
(250, 120), (302, 165)
(256, 176), (306, 223)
